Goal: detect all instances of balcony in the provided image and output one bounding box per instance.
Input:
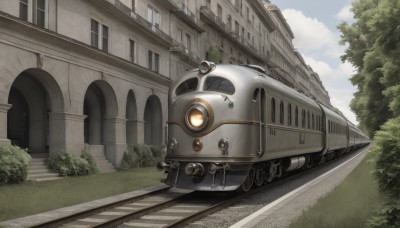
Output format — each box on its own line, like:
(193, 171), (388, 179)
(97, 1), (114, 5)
(170, 42), (202, 65)
(175, 3), (205, 32)
(199, 6), (265, 63)
(93, 0), (175, 47)
(155, 0), (205, 32)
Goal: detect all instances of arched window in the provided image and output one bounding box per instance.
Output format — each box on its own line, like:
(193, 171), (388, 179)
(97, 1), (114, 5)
(271, 98), (275, 123)
(302, 109), (305, 128)
(288, 104), (292, 126)
(280, 101), (284, 125)
(295, 106), (298, 127)
(307, 111), (310, 129)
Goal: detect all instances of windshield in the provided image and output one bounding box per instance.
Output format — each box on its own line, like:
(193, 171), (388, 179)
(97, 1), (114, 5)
(175, 78), (198, 96)
(204, 76), (235, 94)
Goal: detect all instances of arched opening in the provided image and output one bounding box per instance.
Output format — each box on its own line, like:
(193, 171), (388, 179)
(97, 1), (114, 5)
(7, 69), (63, 156)
(83, 81), (117, 145)
(126, 90), (137, 145)
(144, 95), (162, 145)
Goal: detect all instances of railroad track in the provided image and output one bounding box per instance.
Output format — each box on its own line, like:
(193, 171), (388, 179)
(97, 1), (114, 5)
(32, 149), (365, 228)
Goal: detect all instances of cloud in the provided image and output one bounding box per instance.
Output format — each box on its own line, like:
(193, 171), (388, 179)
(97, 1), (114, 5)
(281, 8), (359, 123)
(282, 9), (344, 58)
(282, 9), (336, 51)
(336, 4), (353, 21)
(303, 55), (358, 123)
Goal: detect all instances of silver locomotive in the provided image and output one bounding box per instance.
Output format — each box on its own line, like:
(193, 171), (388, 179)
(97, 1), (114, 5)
(158, 61), (370, 192)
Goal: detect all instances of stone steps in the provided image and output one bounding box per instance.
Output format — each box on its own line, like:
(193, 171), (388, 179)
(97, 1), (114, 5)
(27, 157), (63, 182)
(88, 145), (116, 173)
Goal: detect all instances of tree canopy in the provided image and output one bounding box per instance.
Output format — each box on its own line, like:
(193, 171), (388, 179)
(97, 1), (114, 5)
(338, 0), (400, 137)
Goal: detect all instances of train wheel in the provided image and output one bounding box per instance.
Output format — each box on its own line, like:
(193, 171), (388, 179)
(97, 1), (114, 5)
(254, 164), (264, 187)
(240, 166), (255, 192)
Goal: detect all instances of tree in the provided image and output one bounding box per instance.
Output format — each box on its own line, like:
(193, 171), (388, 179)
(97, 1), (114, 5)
(338, 0), (400, 137)
(339, 1), (400, 226)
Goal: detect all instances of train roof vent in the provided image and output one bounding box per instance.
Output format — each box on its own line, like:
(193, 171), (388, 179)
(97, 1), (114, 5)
(241, 64), (266, 74)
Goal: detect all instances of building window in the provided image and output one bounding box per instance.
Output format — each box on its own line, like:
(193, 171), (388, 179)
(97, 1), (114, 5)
(271, 98), (275, 123)
(102, 25), (109, 52)
(186, 34), (191, 51)
(217, 4), (222, 19)
(20, 0), (28, 21)
(35, 0), (45, 27)
(147, 5), (160, 27)
(148, 50), (160, 73)
(129, 39), (135, 62)
(131, 0), (135, 11)
(91, 19), (99, 48)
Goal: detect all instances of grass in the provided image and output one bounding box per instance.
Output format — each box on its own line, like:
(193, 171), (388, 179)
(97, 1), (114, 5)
(0, 167), (162, 222)
(290, 155), (383, 228)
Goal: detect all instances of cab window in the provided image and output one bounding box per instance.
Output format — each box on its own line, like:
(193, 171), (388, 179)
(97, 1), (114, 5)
(204, 76), (235, 94)
(175, 78), (198, 96)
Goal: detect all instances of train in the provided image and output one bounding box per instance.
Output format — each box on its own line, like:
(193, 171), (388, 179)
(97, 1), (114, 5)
(158, 61), (370, 192)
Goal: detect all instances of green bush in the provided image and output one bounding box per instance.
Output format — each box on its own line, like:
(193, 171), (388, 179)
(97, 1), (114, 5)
(368, 117), (400, 227)
(47, 151), (97, 176)
(0, 145), (31, 184)
(370, 117), (400, 198)
(120, 144), (166, 170)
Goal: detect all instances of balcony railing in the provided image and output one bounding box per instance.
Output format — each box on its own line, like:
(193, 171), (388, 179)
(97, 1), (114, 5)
(155, 0), (205, 32)
(114, 0), (174, 45)
(170, 42), (202, 65)
(200, 6), (264, 62)
(176, 3), (205, 32)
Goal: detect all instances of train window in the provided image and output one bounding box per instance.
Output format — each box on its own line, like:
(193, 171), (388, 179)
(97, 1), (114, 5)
(307, 111), (310, 129)
(288, 104), (292, 126)
(280, 101), (284, 125)
(204, 76), (235, 94)
(302, 109), (305, 128)
(312, 114), (315, 130)
(328, 120), (331, 133)
(271, 98), (276, 123)
(295, 106), (298, 127)
(252, 88), (259, 102)
(175, 78), (198, 96)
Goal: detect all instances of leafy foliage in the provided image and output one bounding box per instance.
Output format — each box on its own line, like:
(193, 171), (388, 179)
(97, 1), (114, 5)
(47, 151), (97, 176)
(339, 1), (400, 225)
(370, 118), (400, 198)
(0, 145), (31, 184)
(338, 0), (400, 137)
(206, 46), (221, 63)
(120, 144), (166, 169)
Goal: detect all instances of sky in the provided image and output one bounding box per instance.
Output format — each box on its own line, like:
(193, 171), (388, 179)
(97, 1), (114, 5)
(272, 0), (358, 124)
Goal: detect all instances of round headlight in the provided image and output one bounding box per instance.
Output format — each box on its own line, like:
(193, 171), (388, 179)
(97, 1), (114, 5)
(189, 109), (205, 127)
(185, 104), (209, 131)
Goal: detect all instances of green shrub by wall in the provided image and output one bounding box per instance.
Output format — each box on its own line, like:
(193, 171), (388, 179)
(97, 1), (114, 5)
(368, 117), (400, 227)
(0, 145), (31, 185)
(47, 151), (97, 176)
(120, 144), (166, 169)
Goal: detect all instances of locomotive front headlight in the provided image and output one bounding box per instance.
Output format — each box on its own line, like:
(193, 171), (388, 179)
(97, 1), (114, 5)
(199, 61), (216, 74)
(189, 109), (205, 127)
(185, 104), (209, 131)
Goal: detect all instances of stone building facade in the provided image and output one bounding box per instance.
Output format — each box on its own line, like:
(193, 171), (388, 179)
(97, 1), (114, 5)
(0, 0), (331, 167)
